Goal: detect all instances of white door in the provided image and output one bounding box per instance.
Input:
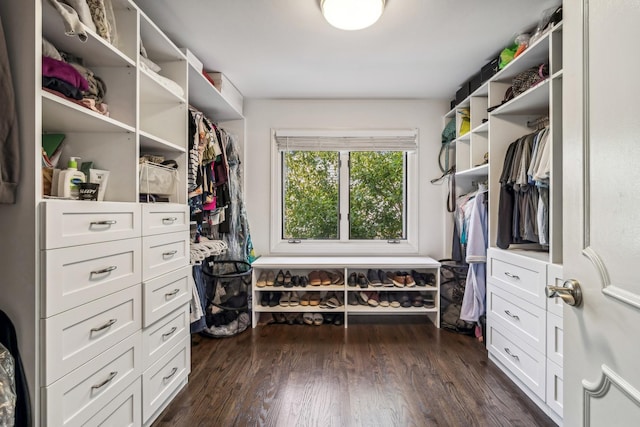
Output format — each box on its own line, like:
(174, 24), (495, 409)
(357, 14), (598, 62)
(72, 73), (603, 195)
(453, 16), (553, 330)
(563, 0), (640, 425)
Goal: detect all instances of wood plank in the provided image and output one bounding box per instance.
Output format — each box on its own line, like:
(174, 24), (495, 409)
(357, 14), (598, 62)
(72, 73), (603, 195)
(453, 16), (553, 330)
(152, 316), (554, 427)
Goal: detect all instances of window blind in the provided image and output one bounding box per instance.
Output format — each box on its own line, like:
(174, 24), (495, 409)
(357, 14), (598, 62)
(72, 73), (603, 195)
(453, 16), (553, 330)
(274, 129), (417, 152)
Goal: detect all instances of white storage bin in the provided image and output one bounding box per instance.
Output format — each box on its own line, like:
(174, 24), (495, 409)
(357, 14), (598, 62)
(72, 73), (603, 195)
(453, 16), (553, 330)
(205, 72), (243, 114)
(139, 162), (178, 199)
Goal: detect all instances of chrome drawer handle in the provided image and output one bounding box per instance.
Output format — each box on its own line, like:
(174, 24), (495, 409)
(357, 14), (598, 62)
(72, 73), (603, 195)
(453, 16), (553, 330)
(163, 367), (178, 382)
(91, 266), (118, 275)
(504, 348), (520, 361)
(91, 371), (118, 390)
(504, 310), (520, 320)
(162, 327), (177, 340)
(162, 250), (178, 258)
(165, 289), (180, 298)
(162, 217), (178, 223)
(91, 319), (117, 333)
(504, 272), (521, 280)
(90, 220), (117, 226)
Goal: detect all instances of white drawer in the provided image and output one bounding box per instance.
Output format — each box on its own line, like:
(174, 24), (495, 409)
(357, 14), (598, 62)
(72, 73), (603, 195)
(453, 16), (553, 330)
(42, 201), (140, 249)
(547, 263), (565, 317)
(141, 204), (189, 236)
(42, 285), (142, 386)
(487, 322), (546, 399)
(142, 306), (189, 369)
(42, 238), (141, 317)
(143, 266), (191, 327)
(83, 377), (141, 427)
(487, 248), (547, 308)
(546, 359), (564, 417)
(43, 331), (142, 427)
(487, 282), (546, 354)
(142, 336), (190, 422)
(142, 231), (189, 281)
(547, 312), (564, 366)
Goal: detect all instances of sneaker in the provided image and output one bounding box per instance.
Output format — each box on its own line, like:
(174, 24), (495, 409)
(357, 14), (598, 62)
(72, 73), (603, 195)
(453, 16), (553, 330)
(348, 272), (358, 287)
(411, 270), (426, 287)
(357, 273), (369, 288)
(357, 292), (369, 305)
(368, 269), (382, 287)
(367, 292), (380, 307)
(389, 292), (401, 308)
(348, 292), (358, 305)
(405, 273), (416, 288)
(399, 292), (412, 308)
(423, 295), (436, 309)
(379, 293), (390, 307)
(391, 271), (405, 287)
(379, 270), (394, 287)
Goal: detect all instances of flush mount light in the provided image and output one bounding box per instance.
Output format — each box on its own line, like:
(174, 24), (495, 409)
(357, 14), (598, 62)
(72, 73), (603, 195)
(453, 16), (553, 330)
(321, 0), (385, 31)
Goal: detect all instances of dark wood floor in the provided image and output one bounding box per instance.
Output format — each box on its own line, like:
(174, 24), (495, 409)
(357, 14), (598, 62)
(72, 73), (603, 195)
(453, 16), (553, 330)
(152, 316), (555, 427)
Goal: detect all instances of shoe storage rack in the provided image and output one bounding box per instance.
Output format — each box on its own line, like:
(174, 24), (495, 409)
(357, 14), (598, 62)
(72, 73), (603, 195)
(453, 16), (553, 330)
(250, 256), (441, 328)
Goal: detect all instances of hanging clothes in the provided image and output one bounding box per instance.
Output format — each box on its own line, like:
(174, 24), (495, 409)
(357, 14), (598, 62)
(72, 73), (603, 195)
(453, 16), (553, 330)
(0, 15), (19, 204)
(460, 187), (488, 323)
(496, 126), (550, 249)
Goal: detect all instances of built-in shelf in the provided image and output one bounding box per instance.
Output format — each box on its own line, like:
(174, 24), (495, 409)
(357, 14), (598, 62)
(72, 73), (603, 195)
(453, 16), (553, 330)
(347, 306), (438, 314)
(456, 132), (471, 142)
(490, 79), (550, 116)
(42, 91), (135, 133)
(187, 65), (243, 121)
(139, 130), (186, 153)
(456, 164), (489, 179)
(139, 68), (186, 104)
(491, 29), (552, 83)
(472, 121), (489, 134)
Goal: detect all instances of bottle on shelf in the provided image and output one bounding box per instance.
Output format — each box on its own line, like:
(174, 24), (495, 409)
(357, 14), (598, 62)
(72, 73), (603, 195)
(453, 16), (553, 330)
(56, 156), (86, 199)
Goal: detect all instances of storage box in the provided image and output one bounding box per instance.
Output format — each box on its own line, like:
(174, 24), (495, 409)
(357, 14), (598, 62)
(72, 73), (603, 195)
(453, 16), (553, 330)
(469, 72), (482, 94)
(455, 81), (470, 105)
(481, 57), (500, 82)
(139, 162), (178, 198)
(180, 48), (203, 72)
(206, 72), (244, 114)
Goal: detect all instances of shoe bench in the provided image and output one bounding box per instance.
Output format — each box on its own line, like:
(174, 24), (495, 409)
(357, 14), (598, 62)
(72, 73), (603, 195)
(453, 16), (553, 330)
(250, 256), (441, 328)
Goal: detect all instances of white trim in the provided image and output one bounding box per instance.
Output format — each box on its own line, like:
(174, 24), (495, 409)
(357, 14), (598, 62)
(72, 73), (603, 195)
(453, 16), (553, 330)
(269, 128), (419, 256)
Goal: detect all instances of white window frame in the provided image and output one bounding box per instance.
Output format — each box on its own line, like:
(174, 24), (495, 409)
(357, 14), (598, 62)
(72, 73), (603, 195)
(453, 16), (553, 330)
(270, 129), (419, 255)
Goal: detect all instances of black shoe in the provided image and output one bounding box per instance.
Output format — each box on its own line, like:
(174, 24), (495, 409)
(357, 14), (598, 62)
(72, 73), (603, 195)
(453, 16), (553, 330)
(379, 270), (394, 287)
(269, 291), (281, 307)
(348, 272), (357, 287)
(424, 272), (436, 286)
(333, 313), (344, 326)
(299, 276), (308, 287)
(274, 270), (285, 287)
(260, 292), (270, 307)
(290, 275), (299, 288)
(357, 273), (369, 288)
(284, 270), (293, 287)
(368, 269), (382, 286)
(324, 313), (335, 324)
(411, 270), (426, 287)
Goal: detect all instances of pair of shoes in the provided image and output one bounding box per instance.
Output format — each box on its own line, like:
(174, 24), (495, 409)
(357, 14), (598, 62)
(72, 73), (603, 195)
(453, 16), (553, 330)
(302, 313), (324, 326)
(347, 292), (358, 305)
(356, 292), (369, 306)
(398, 292), (412, 308)
(391, 271), (416, 287)
(260, 292), (270, 306)
(328, 270), (344, 285)
(412, 294), (424, 307)
(357, 273), (369, 288)
(279, 292), (300, 307)
(379, 270), (394, 287)
(272, 312), (287, 323)
(266, 291), (281, 307)
(300, 292), (319, 306)
(285, 313), (303, 325)
(411, 270), (436, 287)
(423, 295), (436, 308)
(388, 292), (401, 308)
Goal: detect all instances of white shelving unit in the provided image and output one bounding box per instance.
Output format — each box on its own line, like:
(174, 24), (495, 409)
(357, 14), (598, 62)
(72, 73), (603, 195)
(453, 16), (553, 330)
(0, 0), (195, 425)
(251, 257), (441, 328)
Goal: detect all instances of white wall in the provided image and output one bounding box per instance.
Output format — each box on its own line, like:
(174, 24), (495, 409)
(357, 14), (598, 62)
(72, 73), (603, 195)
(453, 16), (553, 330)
(244, 99), (450, 259)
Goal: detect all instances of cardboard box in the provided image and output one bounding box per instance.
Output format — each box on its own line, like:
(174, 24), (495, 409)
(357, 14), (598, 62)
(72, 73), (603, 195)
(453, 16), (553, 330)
(206, 72), (244, 114)
(180, 48), (203, 72)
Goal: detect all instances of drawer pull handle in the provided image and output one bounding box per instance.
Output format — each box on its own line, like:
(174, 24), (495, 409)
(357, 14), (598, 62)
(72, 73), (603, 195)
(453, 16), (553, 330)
(91, 371), (118, 390)
(90, 220), (117, 226)
(504, 272), (521, 280)
(165, 289), (180, 298)
(91, 266), (118, 275)
(162, 250), (178, 258)
(162, 327), (177, 340)
(162, 217), (178, 223)
(91, 318), (117, 333)
(504, 348), (520, 361)
(163, 367), (178, 382)
(504, 310), (520, 320)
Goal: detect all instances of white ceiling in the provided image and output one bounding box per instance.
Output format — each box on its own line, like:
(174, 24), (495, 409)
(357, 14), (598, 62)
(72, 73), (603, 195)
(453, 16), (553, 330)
(135, 0), (560, 100)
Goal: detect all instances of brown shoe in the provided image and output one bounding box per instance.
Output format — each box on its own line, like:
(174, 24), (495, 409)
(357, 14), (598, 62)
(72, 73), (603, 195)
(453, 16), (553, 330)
(391, 271), (405, 287)
(308, 270), (321, 286)
(319, 270), (331, 285)
(404, 273), (416, 287)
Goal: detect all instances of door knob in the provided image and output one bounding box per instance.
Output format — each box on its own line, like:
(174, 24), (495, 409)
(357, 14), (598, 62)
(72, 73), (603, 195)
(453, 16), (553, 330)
(545, 279), (582, 307)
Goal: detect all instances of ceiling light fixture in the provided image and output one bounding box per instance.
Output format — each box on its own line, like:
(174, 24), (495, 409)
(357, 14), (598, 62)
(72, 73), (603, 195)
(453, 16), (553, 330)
(321, 0), (385, 31)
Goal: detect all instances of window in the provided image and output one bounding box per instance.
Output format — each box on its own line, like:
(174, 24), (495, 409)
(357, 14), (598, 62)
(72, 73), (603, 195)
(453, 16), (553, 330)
(272, 130), (418, 254)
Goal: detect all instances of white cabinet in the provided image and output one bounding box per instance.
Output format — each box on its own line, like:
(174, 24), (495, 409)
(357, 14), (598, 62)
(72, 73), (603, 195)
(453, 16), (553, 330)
(251, 257), (440, 328)
(487, 248), (563, 425)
